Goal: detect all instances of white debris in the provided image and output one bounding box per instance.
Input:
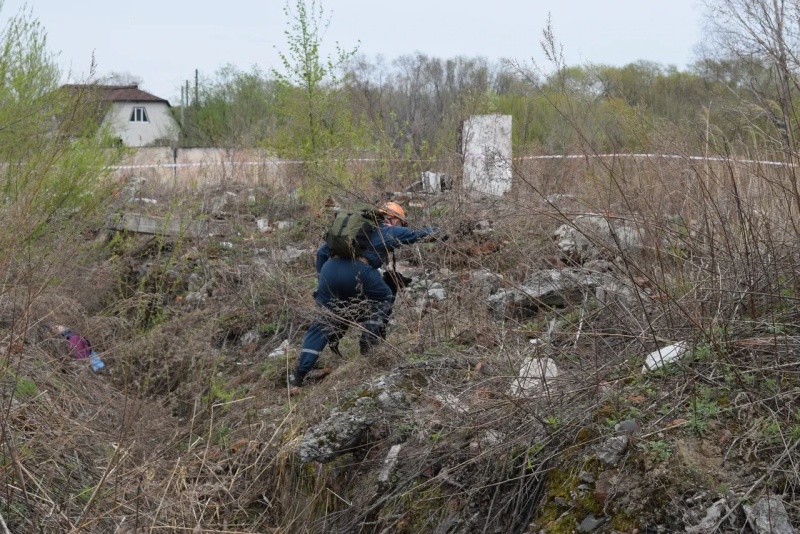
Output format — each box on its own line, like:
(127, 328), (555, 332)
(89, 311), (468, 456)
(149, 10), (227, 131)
(434, 393), (469, 414)
(426, 284), (447, 301)
(641, 342), (688, 373)
(378, 444), (403, 484)
(268, 339), (290, 358)
(509, 357), (558, 397)
(240, 331), (260, 346)
(479, 429), (506, 448)
(686, 499), (728, 534)
(256, 218), (272, 233)
(421, 171), (444, 193)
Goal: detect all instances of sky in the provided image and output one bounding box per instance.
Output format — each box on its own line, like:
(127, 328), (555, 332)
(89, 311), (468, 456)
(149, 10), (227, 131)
(1, 0), (705, 105)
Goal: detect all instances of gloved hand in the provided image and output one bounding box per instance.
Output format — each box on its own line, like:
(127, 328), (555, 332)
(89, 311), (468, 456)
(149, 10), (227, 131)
(383, 270), (413, 294)
(429, 226), (448, 242)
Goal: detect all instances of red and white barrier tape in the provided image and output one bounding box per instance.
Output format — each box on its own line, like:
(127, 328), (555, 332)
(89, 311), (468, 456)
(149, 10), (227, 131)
(107, 153), (798, 171)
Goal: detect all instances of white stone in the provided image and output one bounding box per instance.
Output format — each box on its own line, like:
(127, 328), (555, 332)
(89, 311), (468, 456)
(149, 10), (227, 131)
(686, 499), (728, 533)
(130, 197), (158, 204)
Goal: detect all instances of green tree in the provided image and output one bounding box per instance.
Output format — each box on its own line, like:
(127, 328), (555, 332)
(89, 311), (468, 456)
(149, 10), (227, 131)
(178, 65), (277, 148)
(272, 0), (360, 160)
(0, 5), (119, 278)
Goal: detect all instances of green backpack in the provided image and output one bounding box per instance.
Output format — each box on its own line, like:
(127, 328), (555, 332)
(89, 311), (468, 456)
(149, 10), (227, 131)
(326, 204), (383, 258)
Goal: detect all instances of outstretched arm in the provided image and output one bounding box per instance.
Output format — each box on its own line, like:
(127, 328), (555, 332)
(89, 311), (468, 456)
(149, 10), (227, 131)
(380, 225), (440, 249)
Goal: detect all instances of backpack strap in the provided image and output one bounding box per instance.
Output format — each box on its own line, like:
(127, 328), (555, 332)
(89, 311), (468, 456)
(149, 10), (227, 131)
(332, 213), (353, 240)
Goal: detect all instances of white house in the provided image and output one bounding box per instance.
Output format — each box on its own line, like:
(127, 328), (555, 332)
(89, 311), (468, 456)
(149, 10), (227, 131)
(61, 84), (179, 147)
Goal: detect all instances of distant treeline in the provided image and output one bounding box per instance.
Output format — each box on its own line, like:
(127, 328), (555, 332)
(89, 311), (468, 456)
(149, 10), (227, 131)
(173, 55), (786, 161)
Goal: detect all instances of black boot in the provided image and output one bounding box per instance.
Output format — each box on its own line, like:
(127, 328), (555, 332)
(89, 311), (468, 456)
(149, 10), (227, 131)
(360, 333), (383, 356)
(288, 371), (304, 388)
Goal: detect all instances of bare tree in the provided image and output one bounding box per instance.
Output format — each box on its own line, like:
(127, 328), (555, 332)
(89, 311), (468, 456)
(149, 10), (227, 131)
(702, 0), (800, 153)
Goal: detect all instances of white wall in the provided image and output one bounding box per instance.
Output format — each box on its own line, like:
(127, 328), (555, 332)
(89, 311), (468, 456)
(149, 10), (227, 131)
(101, 102), (179, 147)
(109, 148), (289, 190)
(462, 114), (513, 196)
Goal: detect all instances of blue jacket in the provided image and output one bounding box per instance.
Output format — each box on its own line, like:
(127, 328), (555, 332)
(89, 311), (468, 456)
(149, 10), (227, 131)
(316, 223), (438, 273)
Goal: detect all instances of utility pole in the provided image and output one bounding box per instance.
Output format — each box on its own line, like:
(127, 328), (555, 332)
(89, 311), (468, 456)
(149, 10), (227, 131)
(194, 69), (199, 106)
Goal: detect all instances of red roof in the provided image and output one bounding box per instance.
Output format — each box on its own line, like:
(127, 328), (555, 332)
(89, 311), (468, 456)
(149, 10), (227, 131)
(60, 84), (171, 106)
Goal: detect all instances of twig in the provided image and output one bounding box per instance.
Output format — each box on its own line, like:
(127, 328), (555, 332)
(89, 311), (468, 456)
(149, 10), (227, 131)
(73, 443), (130, 532)
(0, 510), (10, 534)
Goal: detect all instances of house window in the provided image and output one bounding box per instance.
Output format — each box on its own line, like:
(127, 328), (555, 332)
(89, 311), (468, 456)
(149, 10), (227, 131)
(130, 106), (149, 123)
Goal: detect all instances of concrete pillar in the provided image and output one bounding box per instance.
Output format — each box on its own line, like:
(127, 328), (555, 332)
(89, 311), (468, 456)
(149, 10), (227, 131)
(462, 114), (512, 196)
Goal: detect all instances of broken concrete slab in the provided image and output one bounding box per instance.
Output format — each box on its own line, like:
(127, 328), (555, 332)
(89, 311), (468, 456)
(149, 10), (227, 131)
(111, 213), (231, 238)
(509, 357), (558, 397)
(416, 171), (451, 193)
(488, 269), (602, 319)
(554, 214), (643, 264)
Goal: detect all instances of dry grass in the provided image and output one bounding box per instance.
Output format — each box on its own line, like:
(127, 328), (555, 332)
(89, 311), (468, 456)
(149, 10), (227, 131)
(2, 145), (800, 532)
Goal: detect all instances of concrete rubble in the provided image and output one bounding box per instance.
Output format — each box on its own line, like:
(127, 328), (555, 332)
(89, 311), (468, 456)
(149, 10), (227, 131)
(509, 357), (558, 397)
(298, 397), (380, 463)
(595, 435), (629, 466)
(377, 444), (403, 485)
(686, 499), (728, 533)
(489, 268), (638, 319)
(110, 213), (231, 238)
(554, 214), (643, 264)
(744, 496), (794, 534)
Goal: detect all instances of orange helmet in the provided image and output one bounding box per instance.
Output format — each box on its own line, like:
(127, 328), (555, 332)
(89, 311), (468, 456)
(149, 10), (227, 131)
(380, 201), (406, 224)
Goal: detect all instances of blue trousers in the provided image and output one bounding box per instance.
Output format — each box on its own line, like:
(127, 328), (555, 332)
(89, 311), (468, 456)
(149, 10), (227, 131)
(296, 259), (394, 379)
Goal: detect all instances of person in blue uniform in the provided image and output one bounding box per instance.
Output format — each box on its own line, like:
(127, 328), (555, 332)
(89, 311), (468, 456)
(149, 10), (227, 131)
(289, 201), (444, 390)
